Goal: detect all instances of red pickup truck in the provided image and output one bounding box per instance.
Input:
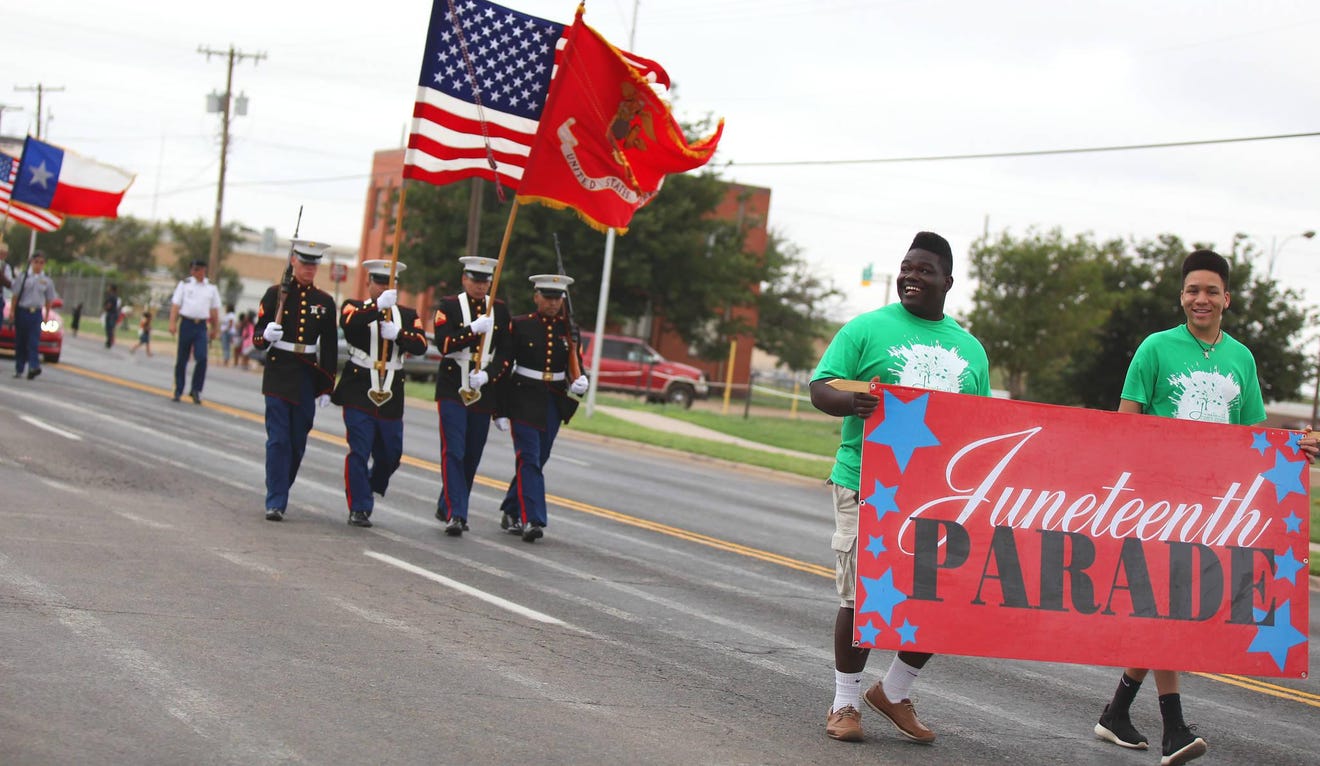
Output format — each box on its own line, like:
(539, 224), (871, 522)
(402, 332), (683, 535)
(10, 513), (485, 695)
(579, 331), (709, 408)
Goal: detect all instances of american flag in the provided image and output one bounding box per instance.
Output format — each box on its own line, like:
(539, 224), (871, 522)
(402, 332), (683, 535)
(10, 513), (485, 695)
(403, 0), (567, 190)
(0, 153), (63, 233)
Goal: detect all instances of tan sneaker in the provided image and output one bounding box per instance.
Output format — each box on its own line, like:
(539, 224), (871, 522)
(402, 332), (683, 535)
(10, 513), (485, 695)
(825, 705), (863, 742)
(863, 680), (935, 744)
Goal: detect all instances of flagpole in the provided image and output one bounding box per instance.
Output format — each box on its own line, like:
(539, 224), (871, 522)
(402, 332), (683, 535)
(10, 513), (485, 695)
(459, 197), (519, 406)
(583, 1), (638, 418)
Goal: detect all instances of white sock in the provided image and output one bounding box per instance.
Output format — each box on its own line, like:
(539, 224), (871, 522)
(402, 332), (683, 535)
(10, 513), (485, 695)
(831, 670), (864, 712)
(883, 657), (921, 703)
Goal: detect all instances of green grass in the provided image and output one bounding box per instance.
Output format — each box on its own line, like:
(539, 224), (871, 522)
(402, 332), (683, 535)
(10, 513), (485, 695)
(398, 386), (835, 480)
(563, 409), (835, 480)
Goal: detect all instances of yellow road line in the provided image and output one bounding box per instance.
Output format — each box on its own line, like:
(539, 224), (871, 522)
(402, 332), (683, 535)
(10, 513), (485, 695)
(56, 362), (1317, 703)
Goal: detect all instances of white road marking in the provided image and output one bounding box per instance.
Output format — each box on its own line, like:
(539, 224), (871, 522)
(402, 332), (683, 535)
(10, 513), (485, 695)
(20, 415), (83, 440)
(364, 550), (565, 625)
(113, 511), (173, 530)
(212, 550), (282, 578)
(38, 477), (86, 494)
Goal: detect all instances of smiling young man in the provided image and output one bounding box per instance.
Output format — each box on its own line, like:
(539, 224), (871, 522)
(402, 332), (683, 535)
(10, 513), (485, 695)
(1092, 249), (1256, 765)
(809, 231), (990, 745)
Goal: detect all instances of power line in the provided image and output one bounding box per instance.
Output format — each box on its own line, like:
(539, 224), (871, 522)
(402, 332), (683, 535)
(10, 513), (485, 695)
(728, 130), (1320, 168)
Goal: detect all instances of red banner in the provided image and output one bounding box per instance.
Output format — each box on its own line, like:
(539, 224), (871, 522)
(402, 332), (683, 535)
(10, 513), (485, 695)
(856, 383), (1310, 677)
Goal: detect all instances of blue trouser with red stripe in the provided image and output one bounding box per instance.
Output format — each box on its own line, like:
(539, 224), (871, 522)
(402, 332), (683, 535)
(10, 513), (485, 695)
(436, 398), (491, 522)
(343, 406), (403, 515)
(264, 370), (316, 511)
(499, 390), (564, 528)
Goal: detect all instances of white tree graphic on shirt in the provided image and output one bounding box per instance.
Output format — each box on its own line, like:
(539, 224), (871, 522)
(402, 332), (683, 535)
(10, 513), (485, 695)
(893, 343), (969, 393)
(1168, 369), (1240, 423)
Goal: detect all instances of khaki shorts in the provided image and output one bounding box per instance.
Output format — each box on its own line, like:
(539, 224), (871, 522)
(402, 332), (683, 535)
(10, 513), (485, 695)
(829, 480), (860, 607)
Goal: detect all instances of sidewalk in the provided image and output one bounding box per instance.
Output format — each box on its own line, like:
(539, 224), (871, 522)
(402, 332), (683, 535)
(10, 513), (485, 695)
(593, 405), (829, 462)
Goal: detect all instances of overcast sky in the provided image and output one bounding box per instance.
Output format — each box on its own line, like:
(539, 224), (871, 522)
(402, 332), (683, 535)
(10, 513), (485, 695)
(6, 0), (1320, 320)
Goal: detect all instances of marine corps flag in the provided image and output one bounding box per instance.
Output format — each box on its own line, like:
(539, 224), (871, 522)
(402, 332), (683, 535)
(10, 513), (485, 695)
(517, 6), (724, 233)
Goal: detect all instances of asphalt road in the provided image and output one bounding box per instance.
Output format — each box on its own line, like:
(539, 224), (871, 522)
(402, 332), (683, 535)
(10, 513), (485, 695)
(1, 333), (1317, 765)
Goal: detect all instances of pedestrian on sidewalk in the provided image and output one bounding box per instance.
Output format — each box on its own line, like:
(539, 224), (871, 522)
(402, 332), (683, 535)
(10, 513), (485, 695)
(810, 231), (990, 746)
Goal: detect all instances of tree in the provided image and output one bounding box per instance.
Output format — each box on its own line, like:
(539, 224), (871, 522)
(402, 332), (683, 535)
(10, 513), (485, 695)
(4, 218), (97, 264)
(967, 228), (1110, 400)
(755, 233), (844, 370)
(1059, 234), (1311, 408)
(166, 218), (242, 277)
(94, 216), (160, 274)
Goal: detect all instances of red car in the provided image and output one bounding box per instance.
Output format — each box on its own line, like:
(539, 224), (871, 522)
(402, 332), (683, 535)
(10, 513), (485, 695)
(579, 331), (709, 408)
(0, 298), (64, 363)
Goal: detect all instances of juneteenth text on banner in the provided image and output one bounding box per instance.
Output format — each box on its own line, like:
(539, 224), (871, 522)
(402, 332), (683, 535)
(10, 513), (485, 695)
(854, 383), (1310, 678)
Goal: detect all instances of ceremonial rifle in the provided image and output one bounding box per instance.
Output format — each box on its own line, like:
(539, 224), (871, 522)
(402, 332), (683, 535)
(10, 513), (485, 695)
(272, 206), (303, 326)
(553, 234), (584, 385)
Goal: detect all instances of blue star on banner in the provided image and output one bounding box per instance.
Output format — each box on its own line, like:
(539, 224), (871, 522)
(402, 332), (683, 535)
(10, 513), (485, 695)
(1283, 512), (1303, 534)
(896, 619), (919, 645)
(857, 620), (881, 645)
(1249, 431), (1272, 455)
(1261, 451), (1307, 502)
(1274, 548), (1305, 583)
(1247, 599), (1307, 671)
(864, 534), (887, 558)
(858, 569), (907, 625)
(1284, 431), (1304, 455)
(865, 481), (900, 523)
(865, 391), (939, 472)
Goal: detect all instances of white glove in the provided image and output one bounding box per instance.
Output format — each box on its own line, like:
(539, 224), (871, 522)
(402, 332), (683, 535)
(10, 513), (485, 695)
(468, 369), (489, 389)
(379, 321), (400, 340)
(468, 314), (493, 335)
(316, 394), (332, 409)
(376, 289), (397, 310)
(493, 417), (510, 432)
(569, 375), (589, 396)
(262, 323), (283, 343)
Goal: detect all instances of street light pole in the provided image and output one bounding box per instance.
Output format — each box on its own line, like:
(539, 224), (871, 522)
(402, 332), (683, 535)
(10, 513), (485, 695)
(1267, 230), (1316, 278)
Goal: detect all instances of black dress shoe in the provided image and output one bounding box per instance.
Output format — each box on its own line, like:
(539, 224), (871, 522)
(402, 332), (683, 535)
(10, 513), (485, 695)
(444, 517), (464, 536)
(172, 394), (181, 402)
(27, 368), (40, 380)
(500, 512), (511, 530)
(190, 391), (202, 404)
(507, 521), (524, 536)
(521, 523), (544, 543)
(265, 508), (284, 521)
(348, 511), (372, 527)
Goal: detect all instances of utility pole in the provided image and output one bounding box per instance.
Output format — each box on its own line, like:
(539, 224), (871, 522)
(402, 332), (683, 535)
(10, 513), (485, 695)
(198, 44), (266, 275)
(15, 84), (64, 257)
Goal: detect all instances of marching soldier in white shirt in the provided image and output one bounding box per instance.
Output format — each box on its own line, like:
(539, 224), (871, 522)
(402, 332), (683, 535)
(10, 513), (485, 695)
(168, 259), (222, 404)
(432, 255), (513, 536)
(252, 240), (339, 522)
(332, 260), (428, 527)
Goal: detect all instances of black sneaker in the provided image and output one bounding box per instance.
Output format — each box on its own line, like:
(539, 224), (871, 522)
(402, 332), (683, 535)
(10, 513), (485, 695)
(1095, 704), (1148, 750)
(1161, 724), (1206, 766)
(190, 391), (202, 404)
(521, 523), (544, 543)
(27, 368), (41, 380)
(444, 517), (464, 536)
(348, 511), (372, 528)
(265, 508), (284, 522)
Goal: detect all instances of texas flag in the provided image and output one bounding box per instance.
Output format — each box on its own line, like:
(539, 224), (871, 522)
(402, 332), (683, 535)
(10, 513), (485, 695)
(11, 136), (135, 218)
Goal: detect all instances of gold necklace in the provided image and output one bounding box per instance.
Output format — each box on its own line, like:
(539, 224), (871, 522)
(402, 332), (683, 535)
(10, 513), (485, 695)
(1185, 324), (1222, 359)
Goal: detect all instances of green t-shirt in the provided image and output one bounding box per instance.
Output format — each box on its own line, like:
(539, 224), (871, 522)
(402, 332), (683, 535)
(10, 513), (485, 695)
(1120, 325), (1266, 425)
(812, 303), (991, 490)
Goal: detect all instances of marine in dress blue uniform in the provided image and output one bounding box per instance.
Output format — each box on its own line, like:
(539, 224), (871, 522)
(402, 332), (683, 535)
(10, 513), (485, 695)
(433, 256), (513, 536)
(496, 274), (589, 543)
(252, 240), (339, 521)
(333, 259), (428, 528)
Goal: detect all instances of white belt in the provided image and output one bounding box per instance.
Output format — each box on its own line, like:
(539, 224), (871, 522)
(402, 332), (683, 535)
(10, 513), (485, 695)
(348, 347), (402, 371)
(272, 340), (318, 354)
(443, 351), (469, 361)
(515, 366), (565, 382)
